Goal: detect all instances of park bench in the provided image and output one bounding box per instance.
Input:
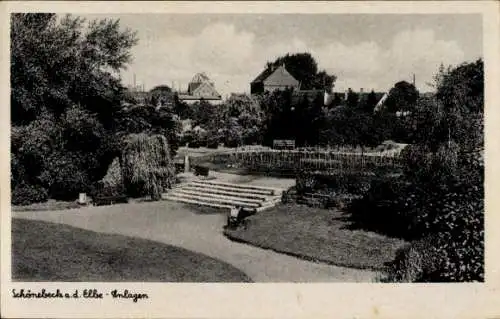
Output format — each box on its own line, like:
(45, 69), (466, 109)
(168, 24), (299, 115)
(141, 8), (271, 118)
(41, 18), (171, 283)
(273, 139), (295, 150)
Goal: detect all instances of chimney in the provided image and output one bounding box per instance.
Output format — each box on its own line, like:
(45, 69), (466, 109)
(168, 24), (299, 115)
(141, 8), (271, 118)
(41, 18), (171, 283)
(345, 89), (349, 100)
(360, 88), (364, 94)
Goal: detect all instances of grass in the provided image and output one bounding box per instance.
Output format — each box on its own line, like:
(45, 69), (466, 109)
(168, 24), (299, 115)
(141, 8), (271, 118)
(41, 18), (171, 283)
(12, 199), (82, 212)
(224, 203), (407, 271)
(12, 218), (252, 282)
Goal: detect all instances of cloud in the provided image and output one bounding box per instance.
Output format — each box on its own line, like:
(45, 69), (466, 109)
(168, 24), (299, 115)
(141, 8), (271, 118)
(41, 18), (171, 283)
(125, 23), (466, 95)
(191, 23), (256, 75)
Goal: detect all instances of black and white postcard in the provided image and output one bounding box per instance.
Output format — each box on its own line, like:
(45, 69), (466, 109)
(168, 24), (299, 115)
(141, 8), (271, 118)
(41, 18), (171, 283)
(1, 1), (499, 318)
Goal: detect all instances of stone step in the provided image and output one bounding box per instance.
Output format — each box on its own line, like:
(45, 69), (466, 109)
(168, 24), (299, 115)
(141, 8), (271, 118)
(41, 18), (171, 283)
(172, 189), (266, 205)
(179, 185), (274, 200)
(191, 180), (282, 193)
(165, 192), (262, 208)
(164, 194), (276, 212)
(190, 181), (278, 196)
(163, 195), (233, 210)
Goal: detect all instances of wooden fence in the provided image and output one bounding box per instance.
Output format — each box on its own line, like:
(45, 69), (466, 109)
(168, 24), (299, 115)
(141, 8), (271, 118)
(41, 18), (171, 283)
(191, 149), (402, 174)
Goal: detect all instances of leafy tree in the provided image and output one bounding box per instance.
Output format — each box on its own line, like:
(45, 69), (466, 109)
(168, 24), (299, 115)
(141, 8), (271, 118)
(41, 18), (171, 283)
(209, 94), (264, 146)
(150, 85), (174, 108)
(364, 90), (379, 113)
(350, 60), (484, 282)
(190, 100), (215, 127)
(435, 59), (484, 151)
(384, 81), (419, 113)
(11, 13), (139, 202)
(346, 88), (359, 108)
(261, 88), (294, 145)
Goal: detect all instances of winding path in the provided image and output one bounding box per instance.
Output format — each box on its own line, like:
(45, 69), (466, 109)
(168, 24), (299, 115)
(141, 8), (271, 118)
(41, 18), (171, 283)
(13, 201), (378, 282)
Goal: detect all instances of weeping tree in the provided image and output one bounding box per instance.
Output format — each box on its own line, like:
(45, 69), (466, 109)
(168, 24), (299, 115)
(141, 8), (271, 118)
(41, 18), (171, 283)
(121, 133), (175, 200)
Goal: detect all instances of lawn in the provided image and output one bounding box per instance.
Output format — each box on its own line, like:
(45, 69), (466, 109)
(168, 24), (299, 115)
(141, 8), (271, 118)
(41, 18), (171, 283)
(224, 203), (407, 271)
(12, 218), (252, 282)
(12, 199), (82, 212)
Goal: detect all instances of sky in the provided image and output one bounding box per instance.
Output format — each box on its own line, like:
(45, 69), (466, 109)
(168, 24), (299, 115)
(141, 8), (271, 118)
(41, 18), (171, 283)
(81, 14), (482, 96)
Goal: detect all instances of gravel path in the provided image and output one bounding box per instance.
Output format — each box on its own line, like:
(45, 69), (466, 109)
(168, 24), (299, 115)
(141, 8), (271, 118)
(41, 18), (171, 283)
(13, 201), (378, 282)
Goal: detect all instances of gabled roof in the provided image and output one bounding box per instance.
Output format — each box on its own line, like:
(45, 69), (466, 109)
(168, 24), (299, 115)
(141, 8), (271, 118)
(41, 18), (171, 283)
(263, 65), (300, 87)
(191, 81), (221, 99)
(251, 65), (299, 87)
(251, 67), (276, 84)
(191, 72), (211, 83)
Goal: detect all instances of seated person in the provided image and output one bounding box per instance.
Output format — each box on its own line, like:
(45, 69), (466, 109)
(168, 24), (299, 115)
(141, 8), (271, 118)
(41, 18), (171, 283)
(227, 206), (243, 229)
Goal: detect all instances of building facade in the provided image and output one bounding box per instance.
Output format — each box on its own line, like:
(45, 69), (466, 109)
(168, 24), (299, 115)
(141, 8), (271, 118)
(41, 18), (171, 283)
(178, 72), (222, 104)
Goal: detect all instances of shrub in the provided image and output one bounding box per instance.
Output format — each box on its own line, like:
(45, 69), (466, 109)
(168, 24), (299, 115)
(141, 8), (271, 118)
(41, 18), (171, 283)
(296, 171), (373, 197)
(38, 151), (96, 200)
(193, 165), (209, 177)
(386, 205), (484, 283)
(295, 171), (317, 194)
(281, 186), (297, 204)
(12, 182), (48, 206)
(90, 157), (126, 199)
(174, 162), (185, 174)
(206, 137), (219, 149)
(384, 235), (442, 282)
(380, 151), (484, 282)
(347, 177), (419, 238)
(121, 134), (175, 200)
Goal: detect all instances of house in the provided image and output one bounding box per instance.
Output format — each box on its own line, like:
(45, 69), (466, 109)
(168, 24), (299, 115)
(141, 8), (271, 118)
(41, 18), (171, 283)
(250, 64), (300, 94)
(178, 72), (222, 105)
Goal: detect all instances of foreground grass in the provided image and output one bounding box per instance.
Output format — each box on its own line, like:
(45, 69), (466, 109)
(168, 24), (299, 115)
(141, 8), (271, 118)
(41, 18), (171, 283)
(12, 200), (81, 212)
(224, 204), (407, 271)
(12, 218), (252, 282)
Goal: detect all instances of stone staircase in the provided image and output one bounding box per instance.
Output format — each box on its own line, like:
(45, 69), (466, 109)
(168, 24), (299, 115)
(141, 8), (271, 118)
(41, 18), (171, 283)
(163, 179), (284, 212)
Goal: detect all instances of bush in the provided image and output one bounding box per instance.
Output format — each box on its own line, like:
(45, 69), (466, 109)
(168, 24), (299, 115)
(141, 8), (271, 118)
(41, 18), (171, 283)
(206, 137), (219, 149)
(12, 182), (48, 206)
(347, 177), (421, 238)
(281, 186), (297, 204)
(384, 235), (442, 282)
(174, 162), (185, 174)
(121, 134), (175, 200)
(296, 171), (373, 197)
(193, 165), (209, 177)
(373, 150), (484, 282)
(386, 206), (484, 283)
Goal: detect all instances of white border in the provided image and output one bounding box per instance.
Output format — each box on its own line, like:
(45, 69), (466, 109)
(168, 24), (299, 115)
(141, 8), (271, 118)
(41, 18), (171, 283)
(1, 2), (499, 318)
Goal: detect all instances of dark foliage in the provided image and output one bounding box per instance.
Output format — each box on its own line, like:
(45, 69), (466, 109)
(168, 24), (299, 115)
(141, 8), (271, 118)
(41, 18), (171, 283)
(193, 165), (210, 177)
(12, 182), (49, 206)
(384, 81), (419, 113)
(348, 60), (484, 282)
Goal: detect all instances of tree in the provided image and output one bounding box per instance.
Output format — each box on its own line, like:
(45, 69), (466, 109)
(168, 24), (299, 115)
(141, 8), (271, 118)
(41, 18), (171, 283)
(150, 85), (174, 108)
(11, 13), (139, 202)
(365, 90), (379, 113)
(384, 81), (419, 113)
(267, 53), (336, 91)
(346, 88), (359, 108)
(435, 59), (483, 151)
(209, 94), (264, 146)
(260, 88), (294, 145)
(121, 134), (175, 200)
